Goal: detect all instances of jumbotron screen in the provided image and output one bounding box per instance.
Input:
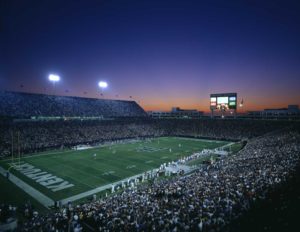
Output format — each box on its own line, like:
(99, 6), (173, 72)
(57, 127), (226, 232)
(210, 93), (237, 110)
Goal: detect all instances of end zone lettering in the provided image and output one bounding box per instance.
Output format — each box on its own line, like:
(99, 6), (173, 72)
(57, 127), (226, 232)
(12, 162), (74, 192)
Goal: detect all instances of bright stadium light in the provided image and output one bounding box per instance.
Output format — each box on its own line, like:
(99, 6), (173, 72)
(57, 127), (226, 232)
(98, 81), (108, 89)
(98, 81), (108, 99)
(48, 74), (60, 95)
(48, 74), (60, 82)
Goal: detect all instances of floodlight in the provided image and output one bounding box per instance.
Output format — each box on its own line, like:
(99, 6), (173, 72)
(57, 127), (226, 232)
(98, 81), (108, 88)
(49, 74), (60, 82)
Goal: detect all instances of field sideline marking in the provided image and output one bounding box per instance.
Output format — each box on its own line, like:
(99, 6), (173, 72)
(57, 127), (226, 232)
(1, 139), (150, 161)
(171, 137), (227, 143)
(1, 149), (75, 161)
(0, 166), (54, 208)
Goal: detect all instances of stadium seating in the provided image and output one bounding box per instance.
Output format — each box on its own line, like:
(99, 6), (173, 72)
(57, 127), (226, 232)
(0, 118), (296, 156)
(0, 91), (147, 118)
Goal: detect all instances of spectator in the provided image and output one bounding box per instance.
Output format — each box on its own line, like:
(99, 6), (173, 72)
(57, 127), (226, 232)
(12, 129), (300, 231)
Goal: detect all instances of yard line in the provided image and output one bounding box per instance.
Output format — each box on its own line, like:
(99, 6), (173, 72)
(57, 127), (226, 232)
(41, 160), (101, 188)
(90, 153), (156, 171)
(82, 159), (131, 178)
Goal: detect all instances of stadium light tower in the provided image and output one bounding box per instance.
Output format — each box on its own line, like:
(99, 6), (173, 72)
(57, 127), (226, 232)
(48, 74), (60, 94)
(98, 81), (108, 98)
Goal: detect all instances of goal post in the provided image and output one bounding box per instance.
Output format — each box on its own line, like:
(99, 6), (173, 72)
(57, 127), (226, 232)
(9, 130), (21, 172)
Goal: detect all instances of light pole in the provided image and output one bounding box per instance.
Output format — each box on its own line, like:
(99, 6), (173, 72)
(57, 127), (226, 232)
(98, 81), (108, 98)
(48, 74), (60, 95)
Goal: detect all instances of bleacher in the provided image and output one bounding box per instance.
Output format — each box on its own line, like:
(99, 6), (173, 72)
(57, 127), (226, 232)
(0, 91), (147, 119)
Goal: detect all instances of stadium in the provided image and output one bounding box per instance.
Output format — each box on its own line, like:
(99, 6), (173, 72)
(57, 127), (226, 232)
(0, 90), (299, 232)
(2, 1), (300, 231)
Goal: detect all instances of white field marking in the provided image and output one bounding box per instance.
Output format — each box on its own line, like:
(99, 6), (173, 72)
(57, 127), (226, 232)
(28, 159), (106, 189)
(82, 156), (137, 178)
(1, 149), (76, 161)
(1, 138), (147, 161)
(161, 156), (168, 159)
(171, 137), (228, 143)
(126, 165), (136, 169)
(11, 162), (74, 192)
(145, 160), (153, 163)
(102, 171), (115, 176)
(86, 162), (125, 179)
(60, 160), (124, 188)
(82, 154), (145, 177)
(0, 166), (54, 208)
(220, 142), (236, 149)
(12, 161), (96, 190)
(63, 174), (96, 189)
(4, 164), (95, 202)
(48, 159), (104, 183)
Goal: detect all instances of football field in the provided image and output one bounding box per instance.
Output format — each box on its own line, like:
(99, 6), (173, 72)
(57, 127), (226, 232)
(0, 137), (229, 206)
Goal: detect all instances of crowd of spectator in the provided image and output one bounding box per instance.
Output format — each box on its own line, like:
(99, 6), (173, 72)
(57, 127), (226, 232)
(0, 204), (17, 224)
(0, 91), (146, 119)
(14, 129), (300, 231)
(157, 119), (292, 140)
(0, 118), (296, 157)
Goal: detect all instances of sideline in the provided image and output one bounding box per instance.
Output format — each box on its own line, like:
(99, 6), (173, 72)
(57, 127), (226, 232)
(0, 166), (54, 208)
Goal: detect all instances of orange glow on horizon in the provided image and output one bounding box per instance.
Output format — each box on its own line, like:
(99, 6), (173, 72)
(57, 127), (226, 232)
(140, 99), (299, 113)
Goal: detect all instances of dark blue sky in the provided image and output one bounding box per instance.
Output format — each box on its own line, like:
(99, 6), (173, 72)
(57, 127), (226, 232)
(1, 0), (300, 111)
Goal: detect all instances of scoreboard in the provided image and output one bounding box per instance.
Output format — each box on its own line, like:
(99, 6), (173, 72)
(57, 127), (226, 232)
(210, 93), (237, 110)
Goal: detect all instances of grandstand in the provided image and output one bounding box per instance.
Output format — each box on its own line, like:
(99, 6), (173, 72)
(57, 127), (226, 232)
(0, 91), (300, 232)
(0, 91), (147, 119)
(0, 117), (294, 157)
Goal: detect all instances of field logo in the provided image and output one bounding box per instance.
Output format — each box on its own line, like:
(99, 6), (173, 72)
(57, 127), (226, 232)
(136, 146), (167, 153)
(11, 162), (74, 192)
(126, 165), (136, 169)
(102, 171), (115, 176)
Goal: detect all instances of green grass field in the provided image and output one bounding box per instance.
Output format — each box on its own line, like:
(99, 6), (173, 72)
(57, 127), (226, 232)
(0, 137), (229, 206)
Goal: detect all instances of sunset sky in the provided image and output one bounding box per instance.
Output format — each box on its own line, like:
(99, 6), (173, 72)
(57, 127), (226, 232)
(1, 0), (300, 112)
